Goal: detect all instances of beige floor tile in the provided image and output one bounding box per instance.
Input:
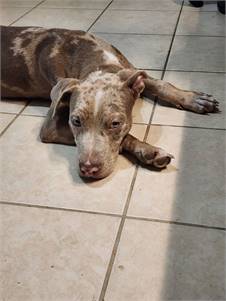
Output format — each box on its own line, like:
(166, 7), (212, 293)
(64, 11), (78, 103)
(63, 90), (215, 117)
(92, 10), (179, 34)
(105, 219), (226, 301)
(110, 0), (182, 11)
(0, 113), (16, 134)
(0, 7), (30, 25)
(13, 8), (102, 30)
(0, 204), (120, 301)
(22, 99), (51, 117)
(146, 70), (163, 79)
(167, 36), (226, 72)
(40, 0), (111, 9)
(0, 116), (146, 214)
(177, 11), (226, 36)
(132, 97), (154, 124)
(128, 125), (226, 228)
(153, 71), (226, 129)
(0, 0), (40, 7)
(94, 33), (172, 69)
(0, 99), (27, 114)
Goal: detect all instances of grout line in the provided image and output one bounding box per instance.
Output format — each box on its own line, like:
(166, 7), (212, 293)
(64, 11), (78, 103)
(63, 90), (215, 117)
(0, 98), (34, 137)
(93, 32), (175, 36)
(107, 9), (224, 13)
(176, 34), (226, 38)
(143, 97), (158, 140)
(141, 69), (226, 74)
(126, 216), (226, 231)
(1, 201), (225, 231)
(141, 68), (163, 72)
(98, 166), (140, 301)
(161, 1), (184, 79)
(0, 116), (18, 136)
(163, 69), (226, 74)
(107, 8), (183, 12)
(143, 2), (184, 125)
(143, 67), (166, 138)
(150, 123), (226, 131)
(132, 122), (150, 125)
(0, 112), (18, 116)
(9, 0), (46, 26)
(20, 7), (111, 10)
(93, 31), (226, 38)
(20, 113), (46, 117)
(87, 0), (114, 32)
(1, 112), (46, 118)
(0, 201), (121, 219)
(0, 102), (30, 138)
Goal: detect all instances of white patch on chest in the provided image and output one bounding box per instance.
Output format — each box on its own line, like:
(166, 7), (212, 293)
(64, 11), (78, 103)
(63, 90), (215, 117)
(103, 50), (120, 65)
(94, 89), (105, 116)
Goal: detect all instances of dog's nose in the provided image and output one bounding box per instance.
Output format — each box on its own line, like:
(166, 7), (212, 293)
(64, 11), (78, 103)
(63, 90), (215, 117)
(79, 161), (101, 177)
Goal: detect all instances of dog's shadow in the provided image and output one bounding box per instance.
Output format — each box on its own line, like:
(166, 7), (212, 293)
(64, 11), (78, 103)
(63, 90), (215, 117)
(48, 142), (136, 187)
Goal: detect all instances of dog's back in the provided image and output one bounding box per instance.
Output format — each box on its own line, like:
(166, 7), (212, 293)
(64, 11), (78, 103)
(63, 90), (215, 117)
(1, 26), (132, 99)
(1, 26), (87, 98)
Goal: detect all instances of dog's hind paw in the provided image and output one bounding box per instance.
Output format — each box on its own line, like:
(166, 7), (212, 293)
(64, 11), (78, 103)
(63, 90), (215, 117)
(182, 92), (220, 114)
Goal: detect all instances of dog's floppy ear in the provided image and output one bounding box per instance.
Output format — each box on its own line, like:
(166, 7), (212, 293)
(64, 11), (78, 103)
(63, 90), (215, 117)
(40, 78), (79, 145)
(50, 78), (79, 118)
(119, 70), (148, 98)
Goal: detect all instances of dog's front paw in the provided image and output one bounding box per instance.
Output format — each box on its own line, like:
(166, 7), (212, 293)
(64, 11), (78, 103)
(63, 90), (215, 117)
(141, 146), (174, 169)
(182, 92), (220, 114)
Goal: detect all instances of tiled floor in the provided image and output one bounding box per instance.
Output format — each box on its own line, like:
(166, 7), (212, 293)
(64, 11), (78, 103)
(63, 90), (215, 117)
(0, 1), (225, 300)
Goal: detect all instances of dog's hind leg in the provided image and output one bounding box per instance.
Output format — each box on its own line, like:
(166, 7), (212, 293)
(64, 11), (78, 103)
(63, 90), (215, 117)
(142, 76), (220, 114)
(120, 134), (173, 169)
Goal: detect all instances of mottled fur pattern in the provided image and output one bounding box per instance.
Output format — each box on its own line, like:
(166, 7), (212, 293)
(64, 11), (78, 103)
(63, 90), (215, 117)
(1, 26), (219, 179)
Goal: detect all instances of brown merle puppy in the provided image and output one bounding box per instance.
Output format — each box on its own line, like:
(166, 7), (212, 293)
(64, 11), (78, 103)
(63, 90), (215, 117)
(1, 26), (219, 179)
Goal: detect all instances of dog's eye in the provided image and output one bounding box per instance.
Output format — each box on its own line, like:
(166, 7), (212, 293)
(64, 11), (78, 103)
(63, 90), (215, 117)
(111, 121), (121, 129)
(71, 116), (81, 127)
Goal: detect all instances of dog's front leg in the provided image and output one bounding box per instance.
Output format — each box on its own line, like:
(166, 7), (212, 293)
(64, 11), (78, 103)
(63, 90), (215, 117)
(143, 76), (219, 114)
(120, 134), (174, 168)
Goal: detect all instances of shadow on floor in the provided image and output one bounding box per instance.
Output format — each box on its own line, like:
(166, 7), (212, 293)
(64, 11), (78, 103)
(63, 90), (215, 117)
(159, 8), (226, 299)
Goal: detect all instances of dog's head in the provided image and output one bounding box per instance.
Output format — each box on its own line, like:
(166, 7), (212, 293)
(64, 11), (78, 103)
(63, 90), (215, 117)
(50, 69), (148, 179)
